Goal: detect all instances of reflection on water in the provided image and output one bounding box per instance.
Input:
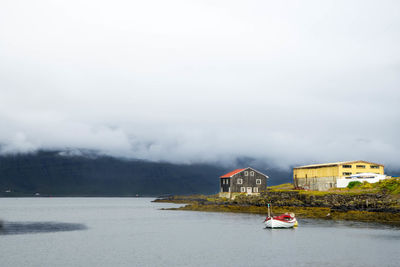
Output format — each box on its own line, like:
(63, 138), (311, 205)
(299, 218), (400, 230)
(0, 221), (87, 235)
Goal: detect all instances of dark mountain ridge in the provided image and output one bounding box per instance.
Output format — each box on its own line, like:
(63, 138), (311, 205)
(0, 151), (292, 196)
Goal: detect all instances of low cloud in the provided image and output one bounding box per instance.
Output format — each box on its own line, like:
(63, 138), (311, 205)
(0, 0), (399, 170)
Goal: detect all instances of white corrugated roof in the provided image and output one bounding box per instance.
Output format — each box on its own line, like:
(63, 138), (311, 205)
(349, 172), (385, 178)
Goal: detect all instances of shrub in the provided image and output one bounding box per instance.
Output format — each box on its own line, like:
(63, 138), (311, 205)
(378, 178), (400, 194)
(361, 181), (373, 189)
(347, 181), (362, 189)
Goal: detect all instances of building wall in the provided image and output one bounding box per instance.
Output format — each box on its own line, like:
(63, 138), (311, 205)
(219, 167), (267, 198)
(338, 163), (384, 177)
(295, 177), (337, 191)
(293, 161), (385, 191)
(336, 174), (387, 188)
(230, 168), (267, 194)
(220, 178), (230, 192)
(293, 166), (339, 179)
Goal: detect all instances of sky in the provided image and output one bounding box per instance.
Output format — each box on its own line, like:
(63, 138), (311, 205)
(0, 0), (399, 170)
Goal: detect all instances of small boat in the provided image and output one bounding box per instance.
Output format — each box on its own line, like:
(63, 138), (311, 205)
(264, 204), (298, 228)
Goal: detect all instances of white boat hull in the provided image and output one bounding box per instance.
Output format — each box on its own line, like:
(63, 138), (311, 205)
(264, 218), (297, 228)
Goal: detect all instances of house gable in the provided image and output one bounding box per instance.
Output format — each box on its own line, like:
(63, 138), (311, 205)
(219, 167), (268, 197)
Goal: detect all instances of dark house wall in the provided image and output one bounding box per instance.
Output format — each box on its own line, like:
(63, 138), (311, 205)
(220, 178), (230, 192)
(225, 167), (267, 193)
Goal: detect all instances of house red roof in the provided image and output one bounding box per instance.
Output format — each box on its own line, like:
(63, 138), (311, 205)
(220, 168), (246, 178)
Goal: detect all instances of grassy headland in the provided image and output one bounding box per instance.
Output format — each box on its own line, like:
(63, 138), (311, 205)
(154, 178), (400, 225)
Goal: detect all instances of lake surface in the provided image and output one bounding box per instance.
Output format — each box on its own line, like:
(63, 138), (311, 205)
(0, 198), (399, 267)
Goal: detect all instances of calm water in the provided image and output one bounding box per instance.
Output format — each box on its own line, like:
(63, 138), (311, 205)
(0, 198), (399, 267)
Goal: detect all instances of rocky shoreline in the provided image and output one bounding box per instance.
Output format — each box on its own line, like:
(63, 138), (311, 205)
(154, 190), (400, 225)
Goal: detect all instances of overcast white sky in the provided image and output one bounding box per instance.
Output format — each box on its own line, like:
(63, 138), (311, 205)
(0, 0), (399, 170)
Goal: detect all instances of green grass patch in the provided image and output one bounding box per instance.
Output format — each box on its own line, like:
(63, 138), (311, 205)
(347, 181), (362, 189)
(379, 177), (400, 194)
(268, 183), (295, 190)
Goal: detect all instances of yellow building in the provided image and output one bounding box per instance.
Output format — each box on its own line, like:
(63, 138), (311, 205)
(293, 160), (384, 191)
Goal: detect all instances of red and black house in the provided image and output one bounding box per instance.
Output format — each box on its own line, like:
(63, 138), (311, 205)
(219, 167), (268, 198)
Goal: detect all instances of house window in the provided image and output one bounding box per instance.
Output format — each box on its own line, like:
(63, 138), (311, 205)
(356, 165), (366, 168)
(256, 179), (261, 185)
(250, 171), (254, 176)
(371, 165), (380, 169)
(237, 178), (243, 184)
(342, 165), (352, 168)
(253, 187), (258, 193)
(244, 171), (249, 176)
(343, 172), (352, 176)
(240, 187), (245, 192)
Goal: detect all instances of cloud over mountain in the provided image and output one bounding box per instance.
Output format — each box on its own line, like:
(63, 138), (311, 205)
(1, 0), (399, 170)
